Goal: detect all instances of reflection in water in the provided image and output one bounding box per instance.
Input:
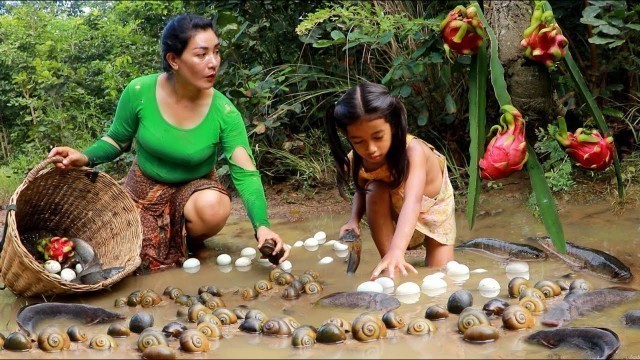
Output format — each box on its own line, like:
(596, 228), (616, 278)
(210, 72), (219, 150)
(396, 293), (420, 305)
(183, 265), (200, 274)
(506, 271), (530, 280)
(479, 289), (501, 298)
(218, 265), (233, 273)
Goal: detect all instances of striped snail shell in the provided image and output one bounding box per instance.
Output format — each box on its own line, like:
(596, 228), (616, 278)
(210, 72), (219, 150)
(199, 292), (215, 303)
(424, 304), (449, 321)
(179, 329), (210, 353)
(382, 310), (405, 329)
(127, 290), (143, 306)
(507, 277), (530, 298)
(463, 324), (499, 343)
(114, 297), (127, 308)
(323, 317), (351, 333)
(137, 328), (168, 352)
(197, 322), (223, 339)
(37, 326), (71, 352)
(280, 315), (301, 332)
(482, 298), (510, 317)
(457, 307), (490, 334)
(297, 273), (315, 286)
(241, 287), (259, 301)
(239, 317), (263, 334)
(304, 281), (323, 294)
(233, 305), (250, 319)
(213, 308), (238, 325)
(502, 304), (535, 330)
(245, 309), (268, 323)
(254, 280), (273, 293)
(281, 285), (301, 300)
(197, 313), (223, 329)
(263, 318), (293, 337)
(269, 268), (285, 282)
(90, 334), (117, 350)
(518, 287), (546, 301)
(534, 279), (561, 298)
(276, 272), (295, 286)
(162, 321), (188, 338)
(188, 303), (212, 323)
(351, 313), (387, 342)
(142, 344), (177, 359)
(569, 278), (592, 292)
(66, 325), (88, 342)
(406, 318), (436, 336)
(316, 323), (346, 344)
(140, 289), (162, 307)
(107, 323), (131, 338)
(519, 296), (546, 314)
(164, 286), (184, 300)
(291, 326), (317, 348)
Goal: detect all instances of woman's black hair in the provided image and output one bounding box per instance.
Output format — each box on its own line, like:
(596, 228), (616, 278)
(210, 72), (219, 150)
(324, 82), (408, 198)
(161, 14), (215, 73)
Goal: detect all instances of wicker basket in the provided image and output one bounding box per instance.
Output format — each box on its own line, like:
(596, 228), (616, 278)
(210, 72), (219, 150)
(0, 157), (142, 297)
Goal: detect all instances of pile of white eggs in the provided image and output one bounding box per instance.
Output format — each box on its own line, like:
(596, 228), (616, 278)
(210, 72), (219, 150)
(43, 260), (78, 282)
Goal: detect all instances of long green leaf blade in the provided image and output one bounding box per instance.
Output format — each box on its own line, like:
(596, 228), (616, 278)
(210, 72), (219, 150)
(526, 145), (566, 253)
(466, 41), (488, 229)
(473, 3), (511, 107)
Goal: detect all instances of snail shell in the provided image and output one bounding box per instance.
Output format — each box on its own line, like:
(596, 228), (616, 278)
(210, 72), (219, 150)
(482, 298), (510, 317)
(3, 331), (32, 351)
(351, 313), (387, 342)
(406, 318), (436, 336)
(323, 317), (351, 333)
(254, 280), (273, 293)
(457, 307), (490, 334)
(179, 329), (210, 353)
(447, 289), (473, 314)
(107, 323), (131, 338)
(188, 303), (212, 323)
(290, 279), (305, 292)
(424, 305), (449, 321)
(276, 272), (295, 286)
(534, 279), (562, 298)
(382, 310), (405, 329)
(213, 308), (238, 325)
(233, 305), (250, 319)
(298, 273), (315, 286)
(197, 322), (223, 339)
(130, 311), (154, 333)
(137, 329), (168, 352)
(114, 297), (127, 308)
(519, 296), (546, 314)
(269, 268), (285, 282)
(197, 313), (223, 329)
(162, 321), (188, 338)
(263, 318), (293, 337)
(507, 277), (530, 298)
(90, 334), (117, 350)
(140, 290), (162, 307)
(316, 323), (346, 344)
(239, 317), (263, 334)
(199, 292), (215, 303)
(142, 344), (177, 359)
(463, 324), (499, 343)
(128, 290), (143, 306)
(176, 306), (189, 318)
(556, 279), (571, 291)
(518, 287), (546, 301)
(241, 287), (259, 300)
(185, 295), (200, 307)
(569, 278), (592, 292)
(198, 285), (221, 297)
(37, 326), (71, 352)
(291, 326), (317, 348)
(280, 315), (301, 332)
(164, 286), (184, 300)
(304, 270), (320, 280)
(304, 281), (323, 294)
(245, 309), (268, 323)
(281, 285), (301, 300)
(202, 297), (225, 310)
(174, 294), (191, 306)
(66, 325), (88, 342)
(502, 304), (535, 330)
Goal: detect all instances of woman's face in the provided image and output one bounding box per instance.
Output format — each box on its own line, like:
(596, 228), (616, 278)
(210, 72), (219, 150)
(174, 29), (220, 89)
(345, 117), (392, 169)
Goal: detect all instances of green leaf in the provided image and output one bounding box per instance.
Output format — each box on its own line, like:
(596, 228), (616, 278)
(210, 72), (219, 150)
(582, 6), (601, 18)
(608, 39), (625, 48)
(626, 24), (640, 31)
(466, 34), (488, 229)
(474, 4), (511, 107)
(444, 93), (457, 114)
(417, 110), (429, 126)
(399, 85), (412, 97)
(580, 18), (608, 26)
(601, 107), (624, 118)
(313, 39), (335, 48)
(526, 145), (566, 253)
(588, 36), (615, 44)
(594, 24), (621, 35)
(378, 31), (393, 44)
(330, 30), (345, 40)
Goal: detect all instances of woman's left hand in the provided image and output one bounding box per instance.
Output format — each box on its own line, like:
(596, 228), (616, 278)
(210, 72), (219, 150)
(370, 248), (417, 280)
(256, 226), (290, 264)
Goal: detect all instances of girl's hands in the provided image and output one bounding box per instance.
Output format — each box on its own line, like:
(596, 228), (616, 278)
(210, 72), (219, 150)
(370, 248), (418, 280)
(256, 226), (290, 264)
(48, 146), (89, 170)
(339, 219), (360, 239)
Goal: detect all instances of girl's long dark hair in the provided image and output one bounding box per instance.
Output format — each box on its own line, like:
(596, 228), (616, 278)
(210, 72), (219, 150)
(324, 82), (408, 198)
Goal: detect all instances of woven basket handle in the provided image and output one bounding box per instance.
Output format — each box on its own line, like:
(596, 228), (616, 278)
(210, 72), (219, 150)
(24, 156), (64, 185)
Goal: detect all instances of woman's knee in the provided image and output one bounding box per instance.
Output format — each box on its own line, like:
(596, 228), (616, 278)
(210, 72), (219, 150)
(184, 190), (231, 229)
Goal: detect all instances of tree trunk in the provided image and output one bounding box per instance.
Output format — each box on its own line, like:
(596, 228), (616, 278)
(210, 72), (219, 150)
(484, 0), (562, 126)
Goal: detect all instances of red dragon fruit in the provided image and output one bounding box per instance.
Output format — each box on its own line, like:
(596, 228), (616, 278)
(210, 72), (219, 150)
(43, 236), (75, 263)
(555, 117), (614, 171)
(479, 105), (529, 180)
(440, 5), (485, 57)
(521, 3), (568, 67)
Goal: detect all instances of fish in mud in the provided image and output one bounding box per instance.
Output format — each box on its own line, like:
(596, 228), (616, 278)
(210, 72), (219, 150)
(526, 327), (620, 359)
(542, 286), (638, 327)
(534, 236), (633, 282)
(17, 302), (126, 339)
(316, 291), (400, 312)
(454, 237), (548, 261)
(339, 229), (361, 274)
(621, 310), (640, 327)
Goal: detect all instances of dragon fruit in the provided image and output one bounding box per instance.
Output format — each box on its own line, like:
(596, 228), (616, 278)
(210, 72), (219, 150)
(440, 5), (485, 57)
(521, 2), (568, 67)
(555, 117), (614, 171)
(42, 236), (75, 263)
(479, 105), (529, 180)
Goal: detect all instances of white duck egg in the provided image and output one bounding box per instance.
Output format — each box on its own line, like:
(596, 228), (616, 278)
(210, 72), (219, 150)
(240, 247), (257, 260)
(74, 263), (84, 274)
(60, 268), (76, 281)
(319, 256), (334, 264)
(395, 282), (420, 296)
(445, 260), (461, 273)
(183, 257), (201, 269)
(257, 257), (272, 266)
(216, 254), (232, 266)
(313, 231), (327, 244)
(293, 241), (304, 248)
(374, 276), (395, 290)
(334, 249), (349, 258)
(505, 261), (529, 273)
(478, 277), (501, 292)
(421, 277), (447, 290)
(332, 242), (348, 251)
(235, 257), (252, 267)
(323, 240), (336, 247)
(279, 260), (292, 272)
(44, 260), (61, 274)
(447, 263), (470, 276)
(357, 281), (384, 293)
(422, 272), (445, 282)
(304, 237), (318, 248)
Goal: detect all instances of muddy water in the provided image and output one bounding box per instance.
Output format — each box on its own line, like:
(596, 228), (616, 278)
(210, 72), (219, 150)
(1, 195), (639, 359)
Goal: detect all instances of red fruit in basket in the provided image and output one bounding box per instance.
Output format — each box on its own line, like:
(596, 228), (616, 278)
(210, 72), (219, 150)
(44, 237), (75, 263)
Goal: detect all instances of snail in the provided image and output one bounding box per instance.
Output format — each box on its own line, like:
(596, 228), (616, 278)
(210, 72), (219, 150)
(213, 308), (238, 325)
(406, 318), (436, 336)
(129, 311), (154, 333)
(263, 318), (293, 337)
(241, 287), (259, 300)
(519, 296), (546, 314)
(107, 323), (131, 338)
(304, 281), (323, 295)
(162, 321), (188, 339)
(297, 273), (315, 286)
(351, 313), (387, 342)
(37, 326), (71, 352)
(280, 315), (301, 331)
(142, 345), (177, 359)
(507, 277), (530, 298)
(188, 303), (212, 323)
(66, 325), (88, 342)
(462, 324), (499, 343)
(569, 278), (592, 292)
(179, 329), (210, 353)
(447, 289), (473, 314)
(457, 307), (490, 334)
(239, 317), (263, 334)
(198, 285), (221, 296)
(518, 287), (546, 301)
(140, 289), (162, 307)
(534, 279), (562, 298)
(254, 280), (273, 293)
(382, 310), (405, 329)
(304, 270), (320, 280)
(424, 305), (449, 321)
(316, 323), (346, 344)
(275, 272), (295, 286)
(245, 309), (268, 323)
(3, 331), (32, 351)
(290, 279), (305, 292)
(89, 334), (117, 350)
(323, 317), (351, 333)
(114, 297), (127, 308)
(199, 292), (215, 303)
(502, 304), (535, 330)
(197, 322), (222, 339)
(291, 326), (317, 348)
(198, 313), (223, 329)
(269, 268), (284, 282)
(137, 328), (168, 352)
(281, 285), (301, 300)
(556, 279), (571, 291)
(164, 286), (184, 300)
(127, 290), (144, 306)
(482, 298), (510, 317)
(233, 305), (250, 319)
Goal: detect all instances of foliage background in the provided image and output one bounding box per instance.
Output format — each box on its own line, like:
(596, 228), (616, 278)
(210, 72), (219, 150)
(0, 0), (637, 197)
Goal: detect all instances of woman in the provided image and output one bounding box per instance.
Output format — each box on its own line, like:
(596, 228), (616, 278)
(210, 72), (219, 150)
(49, 14), (289, 273)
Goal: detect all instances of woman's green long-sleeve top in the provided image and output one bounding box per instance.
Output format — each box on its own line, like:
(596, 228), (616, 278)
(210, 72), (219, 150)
(83, 74), (269, 230)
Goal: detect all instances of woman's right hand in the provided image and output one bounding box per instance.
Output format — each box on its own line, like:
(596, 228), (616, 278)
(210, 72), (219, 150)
(48, 146), (89, 170)
(339, 219), (360, 239)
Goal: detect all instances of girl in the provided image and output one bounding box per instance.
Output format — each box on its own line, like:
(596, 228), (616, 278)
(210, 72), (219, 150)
(325, 82), (456, 280)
